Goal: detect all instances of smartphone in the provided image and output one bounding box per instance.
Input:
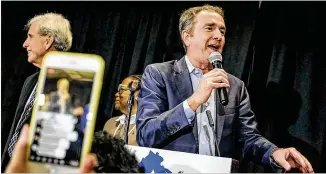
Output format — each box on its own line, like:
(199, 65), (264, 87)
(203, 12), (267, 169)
(26, 51), (104, 172)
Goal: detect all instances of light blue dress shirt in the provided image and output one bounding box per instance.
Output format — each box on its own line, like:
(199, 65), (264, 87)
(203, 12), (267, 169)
(182, 56), (216, 156)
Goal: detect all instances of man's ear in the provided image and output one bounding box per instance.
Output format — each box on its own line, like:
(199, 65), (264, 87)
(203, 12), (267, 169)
(44, 35), (54, 50)
(181, 30), (190, 47)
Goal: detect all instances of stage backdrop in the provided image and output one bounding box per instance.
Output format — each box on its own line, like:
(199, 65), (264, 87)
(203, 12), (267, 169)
(2, 1), (325, 172)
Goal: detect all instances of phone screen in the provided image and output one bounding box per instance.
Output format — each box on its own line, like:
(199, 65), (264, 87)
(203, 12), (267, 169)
(29, 67), (95, 167)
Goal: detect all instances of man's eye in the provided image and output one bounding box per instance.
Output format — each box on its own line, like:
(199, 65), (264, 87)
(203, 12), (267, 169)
(206, 27), (213, 31)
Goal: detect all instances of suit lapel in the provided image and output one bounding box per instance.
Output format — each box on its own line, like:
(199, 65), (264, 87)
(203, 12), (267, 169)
(15, 72), (39, 125)
(215, 103), (225, 147)
(21, 76), (38, 106)
(173, 57), (199, 150)
(173, 57), (193, 102)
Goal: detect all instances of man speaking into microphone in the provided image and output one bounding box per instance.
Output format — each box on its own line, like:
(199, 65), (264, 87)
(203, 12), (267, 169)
(136, 4), (313, 173)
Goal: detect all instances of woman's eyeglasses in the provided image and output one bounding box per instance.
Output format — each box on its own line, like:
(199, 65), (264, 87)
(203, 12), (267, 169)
(118, 84), (129, 93)
(118, 80), (140, 94)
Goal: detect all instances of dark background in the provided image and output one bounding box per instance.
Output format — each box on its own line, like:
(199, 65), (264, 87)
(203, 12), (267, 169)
(2, 1), (326, 172)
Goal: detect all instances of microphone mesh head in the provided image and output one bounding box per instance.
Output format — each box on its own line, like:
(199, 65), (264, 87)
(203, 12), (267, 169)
(208, 52), (222, 63)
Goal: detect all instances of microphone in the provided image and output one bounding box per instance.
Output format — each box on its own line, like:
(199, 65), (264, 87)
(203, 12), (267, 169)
(206, 110), (220, 157)
(124, 80), (141, 144)
(208, 52), (228, 106)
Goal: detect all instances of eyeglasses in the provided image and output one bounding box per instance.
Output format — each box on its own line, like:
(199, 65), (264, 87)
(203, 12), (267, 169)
(118, 84), (129, 93)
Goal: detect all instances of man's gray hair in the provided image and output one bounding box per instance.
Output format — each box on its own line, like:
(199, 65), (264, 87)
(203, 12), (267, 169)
(25, 12), (73, 51)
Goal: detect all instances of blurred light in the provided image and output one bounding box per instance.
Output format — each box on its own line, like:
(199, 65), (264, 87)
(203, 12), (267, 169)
(38, 94), (45, 106)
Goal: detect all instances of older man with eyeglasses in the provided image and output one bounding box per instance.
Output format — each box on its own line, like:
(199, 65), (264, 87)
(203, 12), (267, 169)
(103, 75), (142, 146)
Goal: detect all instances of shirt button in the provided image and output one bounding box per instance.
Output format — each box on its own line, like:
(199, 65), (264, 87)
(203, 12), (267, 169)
(201, 141), (205, 145)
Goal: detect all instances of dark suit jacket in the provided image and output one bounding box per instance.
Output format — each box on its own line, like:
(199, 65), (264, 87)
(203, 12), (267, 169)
(48, 91), (73, 114)
(1, 72), (39, 171)
(136, 57), (277, 166)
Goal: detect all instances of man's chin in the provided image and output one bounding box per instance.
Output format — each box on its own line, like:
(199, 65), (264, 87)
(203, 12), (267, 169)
(27, 57), (34, 63)
(28, 57), (37, 65)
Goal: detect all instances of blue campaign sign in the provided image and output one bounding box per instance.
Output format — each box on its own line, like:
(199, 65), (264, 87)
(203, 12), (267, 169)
(126, 145), (232, 173)
(139, 150), (172, 173)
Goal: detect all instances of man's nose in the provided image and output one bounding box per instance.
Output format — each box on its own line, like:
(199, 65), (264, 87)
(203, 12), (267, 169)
(23, 39), (29, 48)
(213, 29), (222, 41)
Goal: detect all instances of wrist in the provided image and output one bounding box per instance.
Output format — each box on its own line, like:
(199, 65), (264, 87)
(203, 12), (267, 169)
(271, 147), (283, 160)
(187, 96), (200, 112)
(270, 148), (284, 172)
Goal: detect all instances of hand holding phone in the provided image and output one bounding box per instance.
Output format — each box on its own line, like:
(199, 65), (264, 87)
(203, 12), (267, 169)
(5, 124), (98, 173)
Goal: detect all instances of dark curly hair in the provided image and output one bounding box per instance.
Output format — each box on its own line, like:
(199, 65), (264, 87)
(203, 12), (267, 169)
(91, 130), (144, 173)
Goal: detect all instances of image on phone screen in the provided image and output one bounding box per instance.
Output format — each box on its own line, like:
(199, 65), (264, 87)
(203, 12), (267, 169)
(29, 67), (95, 167)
